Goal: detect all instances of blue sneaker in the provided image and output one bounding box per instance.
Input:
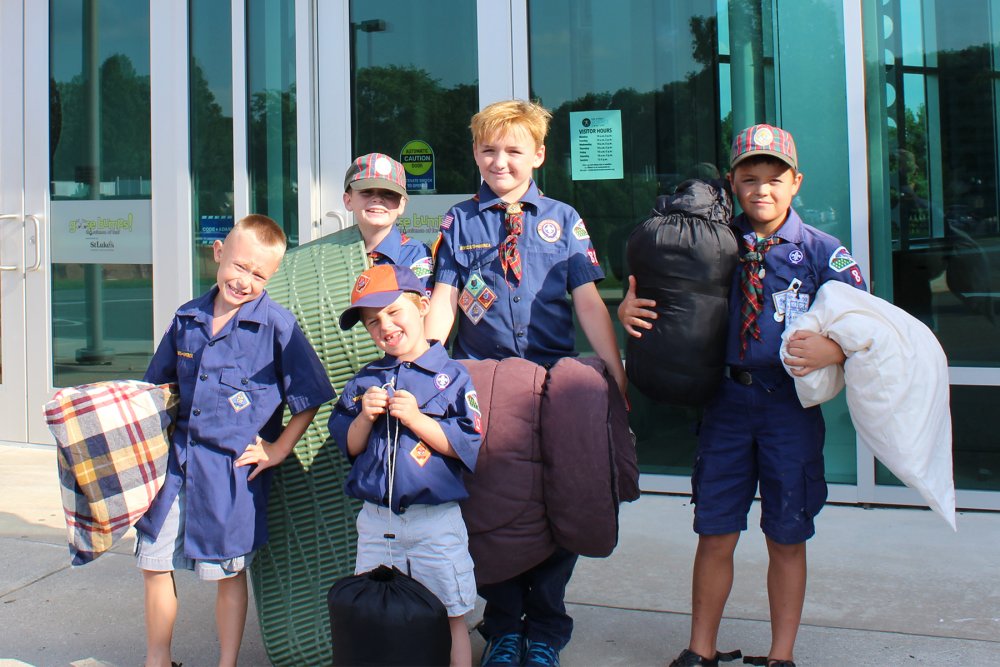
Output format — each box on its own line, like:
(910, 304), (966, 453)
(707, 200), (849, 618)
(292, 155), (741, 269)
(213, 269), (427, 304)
(523, 639), (560, 667)
(481, 633), (524, 665)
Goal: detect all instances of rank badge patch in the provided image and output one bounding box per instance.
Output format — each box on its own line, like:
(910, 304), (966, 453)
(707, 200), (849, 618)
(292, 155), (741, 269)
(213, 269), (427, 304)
(228, 391), (251, 412)
(410, 442), (432, 467)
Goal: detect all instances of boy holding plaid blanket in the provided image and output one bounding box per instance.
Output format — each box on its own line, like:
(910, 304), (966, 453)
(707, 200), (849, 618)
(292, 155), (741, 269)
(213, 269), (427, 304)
(137, 214), (334, 667)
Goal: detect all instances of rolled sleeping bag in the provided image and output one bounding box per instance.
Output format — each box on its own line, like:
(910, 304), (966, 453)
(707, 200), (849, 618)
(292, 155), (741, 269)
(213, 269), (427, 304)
(327, 564), (452, 666)
(625, 178), (739, 406)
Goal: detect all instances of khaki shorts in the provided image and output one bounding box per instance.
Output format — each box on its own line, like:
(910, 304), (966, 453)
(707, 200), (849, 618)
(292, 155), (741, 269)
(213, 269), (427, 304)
(355, 501), (477, 617)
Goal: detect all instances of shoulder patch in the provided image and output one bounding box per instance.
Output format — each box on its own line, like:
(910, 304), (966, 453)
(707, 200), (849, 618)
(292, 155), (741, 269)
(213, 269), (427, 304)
(572, 219), (590, 240)
(410, 256), (434, 278)
(828, 246), (857, 272)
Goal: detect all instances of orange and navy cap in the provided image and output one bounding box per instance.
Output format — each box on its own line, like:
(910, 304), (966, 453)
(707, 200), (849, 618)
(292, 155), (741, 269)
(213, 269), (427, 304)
(730, 123), (798, 171)
(344, 153), (408, 198)
(339, 264), (425, 330)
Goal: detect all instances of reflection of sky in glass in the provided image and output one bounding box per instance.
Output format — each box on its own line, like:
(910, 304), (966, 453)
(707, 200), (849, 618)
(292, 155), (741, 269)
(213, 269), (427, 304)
(50, 0), (150, 82)
(529, 1), (710, 109)
(350, 1), (476, 88)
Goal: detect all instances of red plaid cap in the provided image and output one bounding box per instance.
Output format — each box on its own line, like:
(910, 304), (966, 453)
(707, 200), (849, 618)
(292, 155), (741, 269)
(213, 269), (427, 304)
(730, 124), (798, 170)
(339, 264), (425, 329)
(344, 153), (408, 197)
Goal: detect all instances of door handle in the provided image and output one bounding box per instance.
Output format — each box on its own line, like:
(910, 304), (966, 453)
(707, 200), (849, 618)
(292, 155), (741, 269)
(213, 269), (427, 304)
(0, 213), (20, 271)
(324, 209), (348, 233)
(24, 214), (41, 272)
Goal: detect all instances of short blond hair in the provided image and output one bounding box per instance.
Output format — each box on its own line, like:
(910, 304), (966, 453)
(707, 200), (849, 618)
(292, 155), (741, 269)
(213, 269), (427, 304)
(470, 99), (551, 149)
(230, 214), (287, 252)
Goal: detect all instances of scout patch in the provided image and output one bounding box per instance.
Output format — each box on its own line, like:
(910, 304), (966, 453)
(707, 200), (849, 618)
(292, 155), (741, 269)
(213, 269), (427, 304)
(537, 219), (561, 243)
(441, 213), (454, 230)
(753, 125), (775, 146)
(788, 249), (804, 264)
(465, 390), (482, 433)
(587, 248), (600, 266)
(410, 442), (432, 467)
(176, 350), (194, 359)
(434, 373), (451, 390)
(410, 256), (433, 278)
(228, 390), (251, 412)
(572, 219), (590, 240)
(460, 270), (491, 324)
(828, 246), (858, 272)
(354, 274), (371, 293)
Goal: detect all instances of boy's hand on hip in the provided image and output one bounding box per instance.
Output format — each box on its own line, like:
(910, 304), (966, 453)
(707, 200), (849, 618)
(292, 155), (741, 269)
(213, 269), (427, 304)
(618, 275), (657, 338)
(235, 436), (275, 481)
(784, 329), (846, 375)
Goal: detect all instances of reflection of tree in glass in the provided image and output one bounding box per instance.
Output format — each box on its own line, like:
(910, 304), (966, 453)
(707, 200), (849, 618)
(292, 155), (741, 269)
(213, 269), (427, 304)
(51, 53), (151, 196)
(190, 62), (234, 219)
(353, 65), (479, 194)
(248, 86), (298, 243)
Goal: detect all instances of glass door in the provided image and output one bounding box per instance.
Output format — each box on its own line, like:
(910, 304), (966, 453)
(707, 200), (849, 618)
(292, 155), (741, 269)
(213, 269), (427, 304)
(0, 1), (31, 442)
(316, 0), (520, 246)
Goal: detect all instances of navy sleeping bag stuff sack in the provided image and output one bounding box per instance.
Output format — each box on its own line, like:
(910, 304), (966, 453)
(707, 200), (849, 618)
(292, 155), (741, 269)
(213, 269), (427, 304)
(327, 564), (452, 666)
(625, 179), (739, 406)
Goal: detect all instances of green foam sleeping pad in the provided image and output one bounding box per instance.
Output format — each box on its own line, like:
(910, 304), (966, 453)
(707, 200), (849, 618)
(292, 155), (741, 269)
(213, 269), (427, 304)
(249, 225), (380, 666)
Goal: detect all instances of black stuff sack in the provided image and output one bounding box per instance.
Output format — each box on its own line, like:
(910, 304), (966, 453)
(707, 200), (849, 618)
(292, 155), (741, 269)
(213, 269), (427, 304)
(327, 564), (452, 666)
(625, 179), (739, 406)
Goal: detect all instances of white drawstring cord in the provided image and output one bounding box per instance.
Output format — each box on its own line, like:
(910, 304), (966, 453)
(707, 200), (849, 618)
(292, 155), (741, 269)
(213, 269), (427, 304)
(380, 378), (399, 568)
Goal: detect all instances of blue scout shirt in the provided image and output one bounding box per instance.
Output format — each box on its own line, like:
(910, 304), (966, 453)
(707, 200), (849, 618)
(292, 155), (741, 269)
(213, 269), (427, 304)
(138, 286), (334, 559)
(328, 341), (481, 513)
(726, 208), (868, 367)
(434, 180), (604, 366)
(370, 226), (435, 293)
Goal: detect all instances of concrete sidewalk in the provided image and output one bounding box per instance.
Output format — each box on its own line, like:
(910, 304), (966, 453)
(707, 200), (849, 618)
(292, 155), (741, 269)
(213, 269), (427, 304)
(2, 441), (998, 666)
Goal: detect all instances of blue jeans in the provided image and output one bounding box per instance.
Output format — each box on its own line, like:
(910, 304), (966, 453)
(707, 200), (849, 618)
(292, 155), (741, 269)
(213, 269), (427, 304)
(478, 547), (578, 649)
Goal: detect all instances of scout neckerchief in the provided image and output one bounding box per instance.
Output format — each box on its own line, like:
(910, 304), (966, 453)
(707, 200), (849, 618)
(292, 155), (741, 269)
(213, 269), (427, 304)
(493, 201), (524, 284)
(739, 234), (783, 358)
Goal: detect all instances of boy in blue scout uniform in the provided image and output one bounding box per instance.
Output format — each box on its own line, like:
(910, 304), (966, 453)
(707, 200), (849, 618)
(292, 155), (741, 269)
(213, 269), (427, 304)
(329, 263), (482, 667)
(344, 152), (435, 291)
(137, 214), (334, 667)
(426, 99), (628, 667)
(620, 124), (867, 667)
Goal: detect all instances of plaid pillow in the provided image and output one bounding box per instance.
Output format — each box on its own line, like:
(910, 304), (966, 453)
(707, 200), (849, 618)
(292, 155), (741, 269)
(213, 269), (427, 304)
(43, 380), (179, 565)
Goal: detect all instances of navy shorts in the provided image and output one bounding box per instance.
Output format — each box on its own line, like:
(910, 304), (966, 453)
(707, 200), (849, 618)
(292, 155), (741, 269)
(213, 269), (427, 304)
(692, 368), (827, 544)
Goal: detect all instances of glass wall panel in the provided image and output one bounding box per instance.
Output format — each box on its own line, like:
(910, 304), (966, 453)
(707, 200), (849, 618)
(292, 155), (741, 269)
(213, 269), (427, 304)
(49, 0), (153, 387)
(349, 1), (479, 196)
(529, 0), (858, 482)
(190, 0), (235, 295)
(866, 0), (1000, 492)
(247, 0), (298, 245)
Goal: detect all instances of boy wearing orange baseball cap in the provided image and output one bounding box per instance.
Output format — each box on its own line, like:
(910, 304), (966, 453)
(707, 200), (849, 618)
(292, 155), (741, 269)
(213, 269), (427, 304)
(329, 264), (482, 666)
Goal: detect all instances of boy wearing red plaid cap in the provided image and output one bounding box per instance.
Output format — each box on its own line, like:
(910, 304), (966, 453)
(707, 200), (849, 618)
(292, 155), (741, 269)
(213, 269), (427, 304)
(620, 124), (867, 667)
(329, 264), (482, 667)
(344, 152), (435, 292)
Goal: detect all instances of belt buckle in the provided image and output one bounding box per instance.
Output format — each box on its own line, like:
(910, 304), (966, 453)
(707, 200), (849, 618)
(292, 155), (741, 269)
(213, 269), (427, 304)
(734, 369), (753, 386)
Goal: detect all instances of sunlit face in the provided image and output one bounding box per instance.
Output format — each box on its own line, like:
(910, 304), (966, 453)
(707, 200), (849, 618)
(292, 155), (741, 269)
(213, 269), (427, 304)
(729, 160), (803, 234)
(212, 229), (283, 310)
(343, 187), (407, 232)
(473, 128), (546, 201)
(360, 293), (430, 362)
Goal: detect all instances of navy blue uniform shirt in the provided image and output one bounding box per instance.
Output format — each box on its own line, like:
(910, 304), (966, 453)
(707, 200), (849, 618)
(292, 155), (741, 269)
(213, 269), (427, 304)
(139, 287), (334, 559)
(726, 208), (868, 367)
(328, 341), (481, 513)
(370, 225), (435, 293)
(434, 181), (604, 366)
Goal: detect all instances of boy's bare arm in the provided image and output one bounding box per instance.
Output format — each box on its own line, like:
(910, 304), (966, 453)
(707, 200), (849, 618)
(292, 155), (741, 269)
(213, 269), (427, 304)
(572, 281), (628, 397)
(235, 406), (319, 481)
(425, 283), (459, 343)
(387, 389), (458, 459)
(617, 275), (658, 338)
(784, 329), (846, 376)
